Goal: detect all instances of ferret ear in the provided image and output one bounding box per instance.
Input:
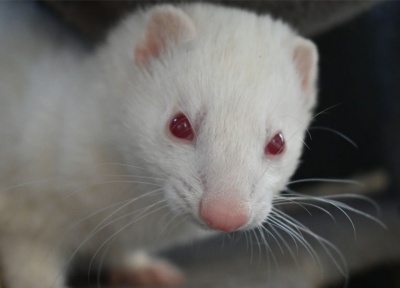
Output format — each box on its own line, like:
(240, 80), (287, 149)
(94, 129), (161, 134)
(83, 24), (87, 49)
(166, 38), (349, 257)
(134, 6), (196, 65)
(293, 38), (318, 104)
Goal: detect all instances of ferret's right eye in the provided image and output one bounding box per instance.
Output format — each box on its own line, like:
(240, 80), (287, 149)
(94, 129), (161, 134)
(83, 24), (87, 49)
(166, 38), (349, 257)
(169, 113), (194, 141)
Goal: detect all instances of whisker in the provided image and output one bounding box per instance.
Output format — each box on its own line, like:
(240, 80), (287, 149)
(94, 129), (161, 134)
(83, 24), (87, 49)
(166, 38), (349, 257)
(284, 190), (386, 228)
(63, 192), (165, 281)
(309, 126), (358, 148)
(299, 137), (311, 150)
(251, 229), (262, 266)
(89, 189), (163, 237)
(166, 214), (188, 236)
(156, 210), (180, 240)
(66, 198), (143, 233)
(96, 163), (169, 178)
(95, 239), (112, 288)
(273, 196), (312, 215)
(0, 177), (64, 193)
(88, 201), (171, 278)
(100, 174), (165, 181)
(272, 208), (348, 277)
(287, 178), (361, 186)
(319, 193), (382, 214)
(260, 225), (284, 254)
(221, 233), (227, 250)
(260, 226), (280, 274)
(267, 211), (300, 252)
(306, 128), (312, 141)
(285, 193), (356, 236)
(63, 180), (163, 200)
(268, 211), (321, 267)
(280, 103), (343, 151)
(274, 200), (337, 224)
(265, 224), (299, 269)
(243, 230), (250, 252)
(311, 103), (343, 122)
(271, 186), (387, 281)
(248, 230), (254, 264)
(91, 198), (168, 240)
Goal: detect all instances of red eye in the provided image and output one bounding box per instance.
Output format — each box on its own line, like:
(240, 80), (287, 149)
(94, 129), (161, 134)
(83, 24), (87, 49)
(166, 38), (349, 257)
(169, 113), (194, 141)
(265, 132), (285, 155)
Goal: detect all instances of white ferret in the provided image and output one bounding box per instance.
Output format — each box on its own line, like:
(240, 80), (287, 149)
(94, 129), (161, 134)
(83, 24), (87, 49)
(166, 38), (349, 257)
(0, 2), (317, 287)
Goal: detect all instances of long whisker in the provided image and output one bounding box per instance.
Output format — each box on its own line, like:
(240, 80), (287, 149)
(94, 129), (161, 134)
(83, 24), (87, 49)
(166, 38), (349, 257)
(257, 226), (279, 272)
(63, 180), (163, 200)
(273, 196), (312, 215)
(243, 230), (250, 252)
(317, 193), (382, 214)
(98, 163), (169, 178)
(272, 208), (348, 277)
(89, 200), (170, 282)
(95, 238), (112, 288)
(62, 190), (164, 282)
(306, 128), (312, 141)
(287, 178), (360, 186)
(89, 189), (163, 236)
(66, 198), (144, 233)
(311, 103), (343, 122)
(268, 211), (321, 266)
(166, 214), (187, 237)
(0, 177), (64, 193)
(299, 137), (311, 150)
(99, 174), (165, 181)
(252, 228), (262, 266)
(88, 202), (171, 275)
(89, 198), (168, 244)
(248, 230), (254, 264)
(282, 103), (344, 152)
(274, 200), (337, 224)
(283, 190), (386, 228)
(260, 225), (284, 254)
(156, 210), (180, 240)
(265, 224), (300, 269)
(309, 126), (358, 148)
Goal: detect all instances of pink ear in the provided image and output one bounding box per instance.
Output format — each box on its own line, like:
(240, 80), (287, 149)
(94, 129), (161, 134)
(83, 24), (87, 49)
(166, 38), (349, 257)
(293, 38), (318, 98)
(134, 6), (196, 65)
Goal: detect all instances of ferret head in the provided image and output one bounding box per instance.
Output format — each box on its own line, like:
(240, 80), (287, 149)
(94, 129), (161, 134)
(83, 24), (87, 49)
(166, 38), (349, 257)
(107, 4), (318, 232)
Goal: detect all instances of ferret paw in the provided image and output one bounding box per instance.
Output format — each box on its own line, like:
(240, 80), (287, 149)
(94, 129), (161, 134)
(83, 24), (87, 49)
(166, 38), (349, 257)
(109, 254), (184, 287)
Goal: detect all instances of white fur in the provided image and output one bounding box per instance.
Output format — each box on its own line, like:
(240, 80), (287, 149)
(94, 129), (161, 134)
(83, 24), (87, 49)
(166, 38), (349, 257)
(0, 2), (317, 287)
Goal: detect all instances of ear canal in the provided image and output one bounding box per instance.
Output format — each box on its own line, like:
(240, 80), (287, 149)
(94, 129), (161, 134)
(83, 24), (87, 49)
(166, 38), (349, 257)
(293, 38), (318, 101)
(134, 5), (196, 65)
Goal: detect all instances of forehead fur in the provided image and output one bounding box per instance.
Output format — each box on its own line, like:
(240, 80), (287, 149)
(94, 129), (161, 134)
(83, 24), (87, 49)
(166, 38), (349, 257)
(146, 4), (303, 109)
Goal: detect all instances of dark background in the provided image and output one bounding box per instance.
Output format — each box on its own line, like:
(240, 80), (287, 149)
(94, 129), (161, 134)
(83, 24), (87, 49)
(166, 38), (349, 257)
(294, 1), (400, 200)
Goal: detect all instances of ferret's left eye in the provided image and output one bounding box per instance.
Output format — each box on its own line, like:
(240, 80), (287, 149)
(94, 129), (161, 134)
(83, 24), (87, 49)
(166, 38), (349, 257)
(265, 132), (285, 156)
(169, 113), (194, 141)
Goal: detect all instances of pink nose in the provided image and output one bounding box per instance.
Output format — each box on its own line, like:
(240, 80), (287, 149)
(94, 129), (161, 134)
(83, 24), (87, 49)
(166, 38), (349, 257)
(199, 199), (249, 232)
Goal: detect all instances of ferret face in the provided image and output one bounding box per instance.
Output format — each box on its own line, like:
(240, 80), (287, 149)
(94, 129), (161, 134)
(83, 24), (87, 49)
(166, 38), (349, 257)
(113, 4), (318, 232)
(155, 59), (313, 232)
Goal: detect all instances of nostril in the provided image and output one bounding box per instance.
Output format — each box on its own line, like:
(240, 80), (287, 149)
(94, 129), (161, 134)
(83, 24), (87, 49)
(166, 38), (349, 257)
(199, 199), (249, 232)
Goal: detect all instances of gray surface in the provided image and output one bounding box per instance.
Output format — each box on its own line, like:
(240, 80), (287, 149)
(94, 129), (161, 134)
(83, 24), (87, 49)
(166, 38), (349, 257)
(74, 197), (400, 287)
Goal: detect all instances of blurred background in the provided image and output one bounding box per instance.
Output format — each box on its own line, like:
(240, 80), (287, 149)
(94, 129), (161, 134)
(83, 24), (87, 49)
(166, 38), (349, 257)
(32, 1), (400, 287)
